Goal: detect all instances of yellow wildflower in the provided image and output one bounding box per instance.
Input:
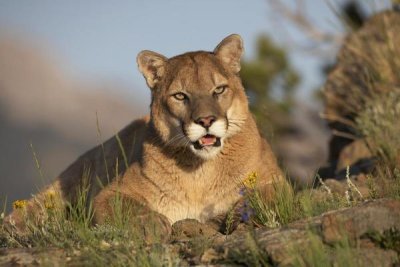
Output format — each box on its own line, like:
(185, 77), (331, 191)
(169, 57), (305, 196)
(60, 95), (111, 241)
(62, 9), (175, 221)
(13, 199), (28, 210)
(100, 240), (111, 250)
(46, 190), (56, 198)
(44, 191), (56, 209)
(243, 172), (258, 188)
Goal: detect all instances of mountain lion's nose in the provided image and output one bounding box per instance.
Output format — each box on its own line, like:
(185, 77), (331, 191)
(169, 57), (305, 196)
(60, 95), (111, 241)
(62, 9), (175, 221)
(195, 116), (216, 129)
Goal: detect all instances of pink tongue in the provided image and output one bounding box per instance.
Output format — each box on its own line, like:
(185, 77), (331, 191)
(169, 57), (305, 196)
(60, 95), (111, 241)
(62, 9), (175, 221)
(200, 135), (216, 146)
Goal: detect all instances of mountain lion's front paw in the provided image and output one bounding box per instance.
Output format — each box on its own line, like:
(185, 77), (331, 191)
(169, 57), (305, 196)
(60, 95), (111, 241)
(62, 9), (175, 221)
(135, 212), (172, 244)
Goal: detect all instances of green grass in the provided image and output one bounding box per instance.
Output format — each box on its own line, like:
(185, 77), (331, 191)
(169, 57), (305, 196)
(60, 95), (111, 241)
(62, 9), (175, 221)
(0, 171), (180, 266)
(291, 232), (360, 267)
(226, 230), (272, 267)
(224, 221), (371, 267)
(241, 173), (350, 229)
(355, 90), (400, 199)
(1, 166), (399, 266)
(1, 161), (394, 266)
(365, 227), (400, 254)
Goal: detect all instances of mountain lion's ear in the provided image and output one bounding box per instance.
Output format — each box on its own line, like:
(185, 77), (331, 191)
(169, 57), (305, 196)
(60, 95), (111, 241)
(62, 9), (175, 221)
(137, 50), (167, 89)
(214, 34), (243, 73)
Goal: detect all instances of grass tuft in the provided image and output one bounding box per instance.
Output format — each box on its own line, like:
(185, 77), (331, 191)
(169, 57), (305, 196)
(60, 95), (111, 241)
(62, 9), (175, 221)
(241, 172), (351, 228)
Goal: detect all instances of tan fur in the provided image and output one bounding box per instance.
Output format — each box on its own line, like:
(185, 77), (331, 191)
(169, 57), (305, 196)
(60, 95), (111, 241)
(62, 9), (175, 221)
(6, 34), (283, 233)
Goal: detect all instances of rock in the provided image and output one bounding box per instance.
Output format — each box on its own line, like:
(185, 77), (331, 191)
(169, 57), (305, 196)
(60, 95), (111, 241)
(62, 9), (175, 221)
(170, 219), (224, 265)
(336, 139), (372, 173)
(324, 11), (400, 123)
(211, 199), (400, 266)
(332, 247), (397, 267)
(322, 10), (400, 175)
(171, 219), (222, 242)
(200, 248), (225, 263)
(1, 200), (399, 266)
(321, 199), (400, 244)
(324, 174), (370, 197)
(0, 248), (66, 266)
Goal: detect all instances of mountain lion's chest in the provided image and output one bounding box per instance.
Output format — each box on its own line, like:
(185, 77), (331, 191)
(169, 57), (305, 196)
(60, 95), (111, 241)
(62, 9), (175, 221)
(152, 171), (242, 223)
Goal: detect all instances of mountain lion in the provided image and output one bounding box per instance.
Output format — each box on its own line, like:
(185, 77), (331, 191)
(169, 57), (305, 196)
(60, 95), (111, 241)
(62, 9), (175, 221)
(6, 34), (284, 238)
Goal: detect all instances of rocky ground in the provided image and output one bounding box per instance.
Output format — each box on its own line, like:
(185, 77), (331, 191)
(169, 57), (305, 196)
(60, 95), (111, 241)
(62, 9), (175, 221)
(1, 198), (399, 266)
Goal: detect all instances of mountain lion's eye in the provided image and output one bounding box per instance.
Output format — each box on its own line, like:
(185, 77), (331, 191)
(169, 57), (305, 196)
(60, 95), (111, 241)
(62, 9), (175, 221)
(214, 86), (227, 95)
(173, 92), (187, 101)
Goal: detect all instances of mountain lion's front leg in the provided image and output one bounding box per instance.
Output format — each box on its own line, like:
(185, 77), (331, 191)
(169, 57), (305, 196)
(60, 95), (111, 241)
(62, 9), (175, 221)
(93, 186), (172, 243)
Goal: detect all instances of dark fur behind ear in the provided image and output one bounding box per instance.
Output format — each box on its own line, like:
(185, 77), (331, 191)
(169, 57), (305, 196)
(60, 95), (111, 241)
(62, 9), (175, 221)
(214, 34), (244, 73)
(137, 50), (167, 89)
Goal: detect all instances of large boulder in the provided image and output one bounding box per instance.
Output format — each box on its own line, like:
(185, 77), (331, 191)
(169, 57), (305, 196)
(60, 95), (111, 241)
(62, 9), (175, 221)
(322, 10), (400, 176)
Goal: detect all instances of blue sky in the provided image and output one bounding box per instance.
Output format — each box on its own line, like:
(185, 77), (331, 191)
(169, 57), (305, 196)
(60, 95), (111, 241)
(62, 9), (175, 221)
(0, 0), (386, 103)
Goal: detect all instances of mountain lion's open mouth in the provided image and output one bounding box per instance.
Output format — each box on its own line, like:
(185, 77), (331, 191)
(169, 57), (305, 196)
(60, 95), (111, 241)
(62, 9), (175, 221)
(193, 134), (221, 150)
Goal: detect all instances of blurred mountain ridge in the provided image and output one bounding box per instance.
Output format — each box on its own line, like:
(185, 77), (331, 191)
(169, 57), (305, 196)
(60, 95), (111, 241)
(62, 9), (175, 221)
(0, 34), (147, 141)
(0, 34), (146, 207)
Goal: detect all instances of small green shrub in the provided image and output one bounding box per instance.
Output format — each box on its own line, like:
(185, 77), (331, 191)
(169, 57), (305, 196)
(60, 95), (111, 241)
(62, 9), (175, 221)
(365, 227), (400, 254)
(241, 172), (350, 228)
(291, 230), (361, 267)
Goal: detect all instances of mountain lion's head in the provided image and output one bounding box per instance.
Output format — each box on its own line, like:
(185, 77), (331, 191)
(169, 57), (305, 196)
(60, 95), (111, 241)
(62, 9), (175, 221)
(137, 34), (249, 159)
